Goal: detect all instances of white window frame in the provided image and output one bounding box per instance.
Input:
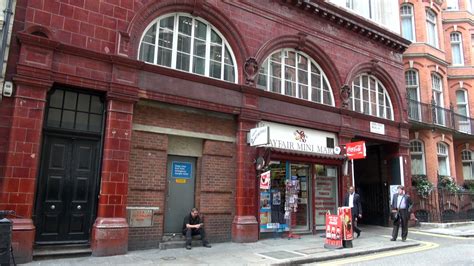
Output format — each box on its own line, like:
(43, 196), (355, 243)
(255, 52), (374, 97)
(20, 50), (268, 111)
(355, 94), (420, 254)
(432, 73), (445, 125)
(437, 142), (450, 176)
(349, 74), (394, 120)
(446, 0), (459, 10)
(462, 150), (474, 180)
(410, 140), (426, 175)
(400, 4), (416, 42)
(456, 89), (471, 133)
(138, 13), (238, 83)
(450, 32), (464, 66)
(426, 9), (439, 48)
(406, 70), (421, 121)
(257, 49), (335, 106)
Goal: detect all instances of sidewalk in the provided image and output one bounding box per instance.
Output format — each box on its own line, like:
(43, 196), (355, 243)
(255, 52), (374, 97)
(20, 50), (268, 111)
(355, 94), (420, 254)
(417, 221), (474, 237)
(27, 226), (419, 265)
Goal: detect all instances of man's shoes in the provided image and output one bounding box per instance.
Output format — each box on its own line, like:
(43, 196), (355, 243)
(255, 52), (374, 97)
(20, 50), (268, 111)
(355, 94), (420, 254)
(186, 245), (192, 250)
(356, 231), (360, 238)
(203, 243), (212, 248)
(390, 238), (396, 241)
(402, 239), (406, 242)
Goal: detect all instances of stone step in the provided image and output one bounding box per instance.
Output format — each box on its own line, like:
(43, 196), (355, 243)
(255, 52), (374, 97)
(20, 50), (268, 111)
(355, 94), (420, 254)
(159, 239), (204, 250)
(33, 244), (91, 259)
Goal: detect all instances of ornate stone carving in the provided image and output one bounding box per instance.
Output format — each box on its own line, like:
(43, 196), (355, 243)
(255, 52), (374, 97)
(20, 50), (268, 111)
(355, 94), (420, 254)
(340, 84), (351, 108)
(244, 57), (259, 86)
(296, 32), (308, 51)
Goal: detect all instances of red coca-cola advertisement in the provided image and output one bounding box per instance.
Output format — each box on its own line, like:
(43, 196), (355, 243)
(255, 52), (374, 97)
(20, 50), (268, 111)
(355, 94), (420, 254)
(324, 213), (343, 249)
(338, 207), (353, 241)
(346, 141), (366, 160)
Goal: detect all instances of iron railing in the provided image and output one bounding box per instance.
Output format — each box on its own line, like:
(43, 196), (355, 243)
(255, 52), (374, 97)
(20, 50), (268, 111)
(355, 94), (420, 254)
(407, 99), (474, 135)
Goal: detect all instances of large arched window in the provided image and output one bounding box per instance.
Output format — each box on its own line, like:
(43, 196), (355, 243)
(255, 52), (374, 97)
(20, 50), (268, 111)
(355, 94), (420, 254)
(400, 4), (415, 41)
(257, 49), (334, 106)
(410, 140), (426, 175)
(138, 13), (237, 83)
(437, 142), (450, 176)
(349, 74), (393, 120)
(450, 32), (464, 66)
(406, 70), (420, 121)
(425, 9), (438, 48)
(462, 150), (474, 180)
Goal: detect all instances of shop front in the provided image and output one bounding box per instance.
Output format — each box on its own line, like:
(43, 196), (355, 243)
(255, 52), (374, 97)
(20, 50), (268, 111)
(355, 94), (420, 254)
(254, 122), (344, 237)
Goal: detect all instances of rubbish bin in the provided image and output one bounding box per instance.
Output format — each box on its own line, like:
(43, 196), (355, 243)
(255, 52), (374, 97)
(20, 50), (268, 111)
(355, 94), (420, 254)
(0, 218), (12, 265)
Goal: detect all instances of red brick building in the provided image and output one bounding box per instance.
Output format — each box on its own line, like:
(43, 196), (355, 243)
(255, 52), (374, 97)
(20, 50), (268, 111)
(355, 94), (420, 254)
(0, 0), (410, 262)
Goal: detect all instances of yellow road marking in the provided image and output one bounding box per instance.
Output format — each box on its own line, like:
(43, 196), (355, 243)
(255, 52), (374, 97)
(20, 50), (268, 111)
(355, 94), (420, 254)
(410, 230), (472, 240)
(317, 237), (439, 266)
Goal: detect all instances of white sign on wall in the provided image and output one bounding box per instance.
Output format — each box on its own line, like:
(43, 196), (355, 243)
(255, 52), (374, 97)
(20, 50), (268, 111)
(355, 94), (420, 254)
(249, 126), (270, 146)
(257, 121), (338, 155)
(370, 121), (385, 135)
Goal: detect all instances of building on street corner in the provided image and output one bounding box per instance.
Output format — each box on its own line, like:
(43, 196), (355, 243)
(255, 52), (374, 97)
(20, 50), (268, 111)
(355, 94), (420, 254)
(0, 0), (410, 263)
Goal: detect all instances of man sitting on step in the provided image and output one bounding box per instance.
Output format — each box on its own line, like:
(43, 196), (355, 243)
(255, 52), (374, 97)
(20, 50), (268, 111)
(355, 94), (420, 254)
(182, 208), (212, 250)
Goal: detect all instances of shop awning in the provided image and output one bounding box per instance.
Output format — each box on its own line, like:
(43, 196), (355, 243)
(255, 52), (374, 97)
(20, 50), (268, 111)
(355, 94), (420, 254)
(267, 147), (346, 161)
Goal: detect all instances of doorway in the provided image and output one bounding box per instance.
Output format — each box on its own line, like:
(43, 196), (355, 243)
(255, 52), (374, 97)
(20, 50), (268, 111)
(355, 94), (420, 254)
(164, 156), (196, 233)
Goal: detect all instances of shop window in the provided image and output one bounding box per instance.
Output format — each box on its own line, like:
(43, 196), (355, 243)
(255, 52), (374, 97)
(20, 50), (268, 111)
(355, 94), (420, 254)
(349, 73), (393, 120)
(432, 73), (445, 126)
(426, 9), (439, 48)
(410, 140), (426, 175)
(406, 70), (421, 121)
(257, 49), (334, 106)
(462, 150), (474, 180)
(400, 4), (415, 42)
(138, 13), (237, 83)
(450, 32), (464, 66)
(437, 142), (450, 176)
(314, 164), (338, 229)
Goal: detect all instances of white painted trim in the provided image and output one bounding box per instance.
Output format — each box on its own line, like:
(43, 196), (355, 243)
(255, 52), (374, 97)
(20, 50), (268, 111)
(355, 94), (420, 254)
(351, 159), (355, 186)
(133, 124), (235, 143)
(399, 156), (405, 186)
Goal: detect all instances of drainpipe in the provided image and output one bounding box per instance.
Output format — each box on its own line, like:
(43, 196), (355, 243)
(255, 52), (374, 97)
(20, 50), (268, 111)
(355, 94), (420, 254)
(0, 0), (15, 101)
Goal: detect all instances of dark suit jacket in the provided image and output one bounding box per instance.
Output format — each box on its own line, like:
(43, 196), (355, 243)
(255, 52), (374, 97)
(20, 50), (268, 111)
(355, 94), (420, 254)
(344, 193), (362, 216)
(391, 193), (413, 212)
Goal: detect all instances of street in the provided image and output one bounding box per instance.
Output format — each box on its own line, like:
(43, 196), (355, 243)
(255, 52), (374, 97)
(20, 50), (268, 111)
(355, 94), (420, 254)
(310, 226), (474, 266)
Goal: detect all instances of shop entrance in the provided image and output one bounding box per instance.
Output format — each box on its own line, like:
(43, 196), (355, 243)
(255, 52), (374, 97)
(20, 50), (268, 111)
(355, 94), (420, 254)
(353, 144), (390, 226)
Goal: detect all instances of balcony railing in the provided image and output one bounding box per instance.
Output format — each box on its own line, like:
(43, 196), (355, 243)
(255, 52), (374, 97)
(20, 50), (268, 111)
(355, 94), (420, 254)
(407, 99), (473, 135)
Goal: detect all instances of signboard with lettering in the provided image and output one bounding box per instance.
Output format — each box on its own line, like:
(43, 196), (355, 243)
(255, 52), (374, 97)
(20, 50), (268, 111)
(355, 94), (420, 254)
(346, 141), (366, 160)
(171, 162), (192, 178)
(370, 121), (385, 135)
(249, 126), (270, 146)
(127, 207), (159, 227)
(257, 121), (338, 155)
(324, 212), (343, 249)
(260, 170), (270, 189)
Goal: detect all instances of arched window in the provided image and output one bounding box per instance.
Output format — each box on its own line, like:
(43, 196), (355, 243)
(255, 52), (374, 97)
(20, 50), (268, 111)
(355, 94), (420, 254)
(406, 70), (420, 121)
(400, 4), (415, 41)
(462, 150), (474, 180)
(456, 89), (470, 133)
(349, 74), (393, 120)
(437, 142), (450, 176)
(450, 32), (464, 66)
(410, 140), (426, 175)
(431, 73), (445, 125)
(138, 13), (237, 83)
(257, 49), (334, 106)
(426, 9), (438, 48)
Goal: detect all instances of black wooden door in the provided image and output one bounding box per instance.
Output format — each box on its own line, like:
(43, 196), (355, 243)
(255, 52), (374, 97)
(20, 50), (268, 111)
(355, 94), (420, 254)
(35, 135), (99, 243)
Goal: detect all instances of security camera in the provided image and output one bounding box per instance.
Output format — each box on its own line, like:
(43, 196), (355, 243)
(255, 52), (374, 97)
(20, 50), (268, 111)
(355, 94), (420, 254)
(3, 81), (13, 97)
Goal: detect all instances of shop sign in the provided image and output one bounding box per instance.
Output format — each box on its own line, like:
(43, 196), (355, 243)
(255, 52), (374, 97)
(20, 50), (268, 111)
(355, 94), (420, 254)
(324, 213), (343, 249)
(339, 207), (353, 240)
(171, 162), (192, 178)
(249, 126), (270, 146)
(346, 141), (366, 160)
(370, 121), (385, 135)
(257, 121), (338, 155)
(260, 170), (270, 189)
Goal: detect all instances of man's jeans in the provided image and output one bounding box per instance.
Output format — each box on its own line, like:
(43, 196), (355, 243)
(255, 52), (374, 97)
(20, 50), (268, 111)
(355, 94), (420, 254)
(182, 228), (209, 246)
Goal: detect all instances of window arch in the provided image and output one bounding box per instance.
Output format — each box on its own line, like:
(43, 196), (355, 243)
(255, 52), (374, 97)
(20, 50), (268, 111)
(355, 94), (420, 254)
(462, 150), (474, 180)
(450, 32), (464, 66)
(437, 142), (450, 176)
(406, 70), (421, 121)
(349, 74), (393, 120)
(257, 49), (334, 106)
(425, 9), (438, 48)
(400, 4), (415, 41)
(138, 13), (237, 83)
(410, 140), (426, 175)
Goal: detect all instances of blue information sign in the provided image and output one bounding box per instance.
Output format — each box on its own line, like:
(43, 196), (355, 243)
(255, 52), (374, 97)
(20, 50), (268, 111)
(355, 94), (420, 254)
(171, 162), (192, 179)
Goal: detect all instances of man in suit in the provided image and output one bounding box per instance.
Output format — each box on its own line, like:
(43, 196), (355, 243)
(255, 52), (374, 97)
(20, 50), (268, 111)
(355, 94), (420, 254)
(391, 185), (413, 242)
(344, 186), (362, 238)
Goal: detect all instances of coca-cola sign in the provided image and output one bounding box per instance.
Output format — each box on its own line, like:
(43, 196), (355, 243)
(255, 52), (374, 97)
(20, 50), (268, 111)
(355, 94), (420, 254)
(346, 141), (366, 160)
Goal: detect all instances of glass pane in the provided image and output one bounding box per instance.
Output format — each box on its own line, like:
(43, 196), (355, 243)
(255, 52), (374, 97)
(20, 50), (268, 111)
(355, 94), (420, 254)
(61, 110), (75, 129)
(209, 60), (221, 78)
(194, 20), (207, 40)
(312, 87), (321, 103)
(298, 69), (308, 85)
(178, 16), (192, 35)
(257, 73), (267, 89)
(210, 30), (222, 44)
(193, 56), (205, 75)
(139, 43), (155, 63)
(210, 44), (222, 61)
(47, 109), (61, 127)
(193, 39), (206, 57)
(177, 35), (191, 53)
(285, 51), (296, 66)
(89, 114), (102, 132)
(270, 77), (281, 93)
(285, 81), (295, 96)
(160, 16), (174, 30)
(158, 29), (173, 48)
(285, 66), (296, 82)
(142, 24), (156, 43)
(64, 91), (77, 110)
(456, 90), (466, 102)
(270, 62), (281, 78)
(311, 73), (321, 88)
(90, 96), (102, 114)
(50, 90), (64, 108)
(297, 54), (308, 70)
(176, 53), (190, 71)
(224, 64), (234, 82)
(323, 90), (331, 105)
(157, 47), (172, 67)
(75, 112), (88, 131)
(298, 84), (308, 100)
(224, 47), (233, 65)
(77, 94), (90, 112)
